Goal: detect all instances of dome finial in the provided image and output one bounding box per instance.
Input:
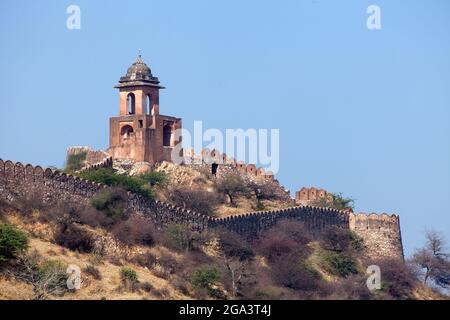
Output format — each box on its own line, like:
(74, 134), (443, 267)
(138, 48), (142, 58)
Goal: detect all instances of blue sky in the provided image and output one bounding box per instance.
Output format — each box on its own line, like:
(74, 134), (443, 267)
(0, 0), (449, 257)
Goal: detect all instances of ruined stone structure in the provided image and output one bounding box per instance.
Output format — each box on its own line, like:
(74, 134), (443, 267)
(295, 187), (329, 205)
(67, 146), (113, 172)
(183, 148), (275, 180)
(108, 55), (181, 164)
(0, 159), (404, 260)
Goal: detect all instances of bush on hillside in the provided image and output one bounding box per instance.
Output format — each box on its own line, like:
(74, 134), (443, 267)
(120, 266), (138, 283)
(90, 188), (128, 221)
(167, 188), (220, 216)
(321, 226), (363, 253)
(83, 265), (102, 280)
(271, 254), (320, 291)
(165, 224), (201, 252)
(0, 223), (29, 262)
(216, 173), (249, 207)
(191, 266), (221, 297)
(312, 192), (355, 211)
(258, 234), (297, 262)
(37, 259), (69, 297)
(78, 168), (163, 200)
(319, 250), (358, 277)
(65, 152), (87, 173)
(54, 224), (94, 253)
(120, 267), (139, 291)
(218, 230), (254, 261)
(112, 216), (155, 246)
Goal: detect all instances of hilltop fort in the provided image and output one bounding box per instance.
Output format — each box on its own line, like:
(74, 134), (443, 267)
(0, 55), (403, 261)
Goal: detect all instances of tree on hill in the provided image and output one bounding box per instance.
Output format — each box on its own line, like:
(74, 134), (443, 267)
(216, 174), (248, 207)
(312, 192), (355, 211)
(411, 230), (450, 289)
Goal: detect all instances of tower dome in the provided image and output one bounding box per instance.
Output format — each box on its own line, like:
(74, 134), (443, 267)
(115, 54), (164, 88)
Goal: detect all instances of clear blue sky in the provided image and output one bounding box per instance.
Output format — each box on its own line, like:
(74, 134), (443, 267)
(1, 0), (449, 257)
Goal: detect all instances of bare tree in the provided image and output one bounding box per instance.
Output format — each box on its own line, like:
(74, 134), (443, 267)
(411, 230), (450, 289)
(217, 231), (255, 299)
(9, 251), (68, 300)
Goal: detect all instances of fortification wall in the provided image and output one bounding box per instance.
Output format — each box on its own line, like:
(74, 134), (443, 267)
(183, 148), (274, 180)
(208, 206), (349, 240)
(349, 213), (404, 260)
(0, 158), (403, 259)
(67, 146), (113, 172)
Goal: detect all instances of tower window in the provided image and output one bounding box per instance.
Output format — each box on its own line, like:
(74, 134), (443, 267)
(120, 125), (134, 139)
(138, 120), (143, 128)
(147, 95), (153, 116)
(212, 163), (219, 176)
(127, 93), (135, 114)
(163, 124), (172, 147)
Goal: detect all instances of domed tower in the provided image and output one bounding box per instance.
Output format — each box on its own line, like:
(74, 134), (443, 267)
(108, 54), (182, 164)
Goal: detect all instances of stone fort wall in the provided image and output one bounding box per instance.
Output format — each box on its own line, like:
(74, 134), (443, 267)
(67, 146), (113, 172)
(0, 159), (403, 260)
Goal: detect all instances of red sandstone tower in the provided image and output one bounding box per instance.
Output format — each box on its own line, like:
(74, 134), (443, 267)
(108, 55), (182, 164)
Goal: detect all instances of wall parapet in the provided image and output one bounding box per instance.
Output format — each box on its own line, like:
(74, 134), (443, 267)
(0, 158), (403, 259)
(67, 146), (113, 172)
(182, 148), (274, 180)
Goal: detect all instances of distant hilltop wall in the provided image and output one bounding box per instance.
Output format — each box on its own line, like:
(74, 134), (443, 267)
(295, 187), (329, 204)
(67, 146), (113, 172)
(183, 148), (274, 180)
(0, 158), (403, 260)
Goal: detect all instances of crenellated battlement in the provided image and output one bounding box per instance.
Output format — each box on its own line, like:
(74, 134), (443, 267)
(67, 146), (113, 172)
(349, 212), (403, 259)
(182, 148), (274, 180)
(0, 158), (403, 259)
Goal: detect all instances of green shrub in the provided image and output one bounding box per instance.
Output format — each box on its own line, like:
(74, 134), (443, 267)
(312, 193), (355, 211)
(349, 232), (364, 252)
(191, 266), (221, 296)
(78, 168), (159, 200)
(135, 172), (167, 186)
(320, 250), (358, 277)
(38, 259), (67, 278)
(37, 259), (69, 296)
(120, 267), (138, 283)
(165, 224), (200, 251)
(216, 173), (249, 206)
(0, 224), (29, 262)
(90, 188), (127, 221)
(65, 152), (87, 173)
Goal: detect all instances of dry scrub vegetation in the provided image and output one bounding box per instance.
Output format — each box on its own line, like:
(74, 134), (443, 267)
(0, 188), (447, 300)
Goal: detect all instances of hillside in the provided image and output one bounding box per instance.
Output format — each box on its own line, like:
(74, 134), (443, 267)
(0, 191), (445, 300)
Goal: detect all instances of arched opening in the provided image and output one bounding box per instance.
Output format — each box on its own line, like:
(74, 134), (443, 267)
(211, 163), (219, 176)
(120, 125), (134, 139)
(163, 124), (172, 147)
(127, 93), (135, 114)
(146, 95), (153, 116)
